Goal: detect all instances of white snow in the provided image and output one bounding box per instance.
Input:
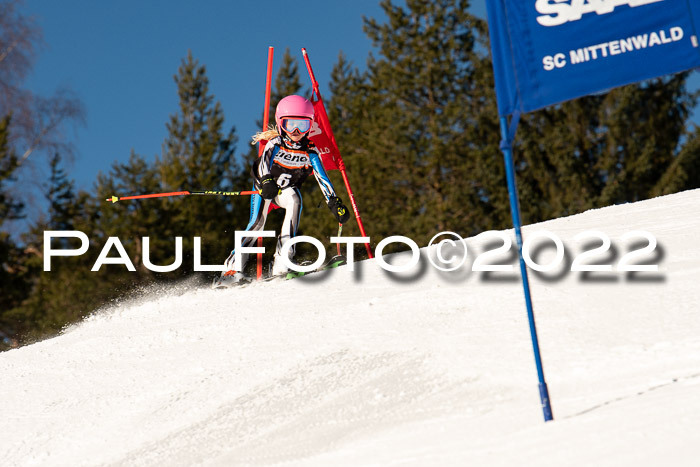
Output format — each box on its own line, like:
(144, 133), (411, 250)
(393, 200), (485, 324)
(2, 189), (700, 467)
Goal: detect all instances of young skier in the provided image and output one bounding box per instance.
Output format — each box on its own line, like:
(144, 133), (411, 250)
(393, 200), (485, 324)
(214, 95), (350, 287)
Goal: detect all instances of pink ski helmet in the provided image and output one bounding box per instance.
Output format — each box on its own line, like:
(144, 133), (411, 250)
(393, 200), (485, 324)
(275, 95), (314, 130)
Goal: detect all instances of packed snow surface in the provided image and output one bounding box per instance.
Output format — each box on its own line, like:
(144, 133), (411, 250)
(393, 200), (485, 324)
(2, 190), (700, 466)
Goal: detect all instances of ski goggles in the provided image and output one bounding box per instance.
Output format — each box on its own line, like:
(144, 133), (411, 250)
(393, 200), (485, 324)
(282, 118), (311, 134)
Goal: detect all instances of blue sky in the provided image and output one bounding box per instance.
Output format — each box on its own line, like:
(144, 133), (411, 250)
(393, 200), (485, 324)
(20, 1), (418, 191)
(19, 0), (700, 196)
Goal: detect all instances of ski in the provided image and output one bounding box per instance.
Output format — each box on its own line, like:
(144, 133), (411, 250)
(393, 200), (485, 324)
(211, 275), (252, 289)
(285, 254), (347, 279)
(212, 255), (347, 288)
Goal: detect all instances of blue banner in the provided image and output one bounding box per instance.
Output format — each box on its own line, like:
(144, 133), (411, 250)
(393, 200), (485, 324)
(487, 0), (700, 116)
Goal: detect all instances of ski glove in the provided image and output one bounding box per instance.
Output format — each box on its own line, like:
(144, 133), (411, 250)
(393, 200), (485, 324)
(260, 175), (279, 200)
(328, 196), (350, 224)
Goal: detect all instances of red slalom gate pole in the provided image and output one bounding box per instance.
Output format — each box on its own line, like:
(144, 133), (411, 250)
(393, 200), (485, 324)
(257, 46), (274, 280)
(260, 47), (274, 157)
(301, 48), (373, 259)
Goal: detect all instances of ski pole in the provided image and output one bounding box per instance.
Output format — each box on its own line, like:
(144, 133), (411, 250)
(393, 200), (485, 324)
(336, 223), (342, 256)
(106, 190), (259, 203)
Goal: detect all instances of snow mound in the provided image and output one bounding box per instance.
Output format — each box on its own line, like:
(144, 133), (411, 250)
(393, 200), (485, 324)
(2, 190), (700, 466)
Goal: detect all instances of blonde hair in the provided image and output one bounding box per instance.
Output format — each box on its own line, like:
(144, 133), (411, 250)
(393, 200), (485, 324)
(251, 125), (280, 145)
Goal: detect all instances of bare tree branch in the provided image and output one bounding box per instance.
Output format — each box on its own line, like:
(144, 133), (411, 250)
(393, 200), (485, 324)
(0, 1), (85, 168)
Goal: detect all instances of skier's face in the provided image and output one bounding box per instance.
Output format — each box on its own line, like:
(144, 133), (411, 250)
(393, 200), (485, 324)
(282, 118), (311, 142)
(288, 132), (305, 142)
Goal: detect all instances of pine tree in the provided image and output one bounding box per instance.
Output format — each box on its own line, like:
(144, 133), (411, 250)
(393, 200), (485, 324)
(0, 115), (27, 349)
(2, 140), (107, 348)
(327, 0), (699, 249)
(652, 125), (700, 195)
(326, 0), (498, 251)
(157, 51), (242, 267)
(95, 151), (173, 273)
(0, 115), (23, 224)
(514, 72), (699, 223)
(10, 163), (112, 345)
(2, 52), (254, 348)
(46, 153), (76, 231)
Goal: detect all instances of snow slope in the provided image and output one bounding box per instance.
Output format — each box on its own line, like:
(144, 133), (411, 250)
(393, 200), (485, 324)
(2, 189), (700, 467)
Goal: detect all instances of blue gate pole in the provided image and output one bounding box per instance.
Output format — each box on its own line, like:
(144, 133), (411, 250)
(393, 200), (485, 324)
(499, 114), (554, 422)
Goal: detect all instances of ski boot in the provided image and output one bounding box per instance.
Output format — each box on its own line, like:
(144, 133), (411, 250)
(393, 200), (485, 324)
(212, 270), (248, 289)
(271, 254), (290, 277)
